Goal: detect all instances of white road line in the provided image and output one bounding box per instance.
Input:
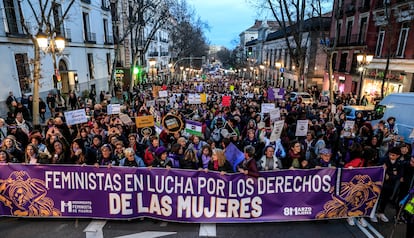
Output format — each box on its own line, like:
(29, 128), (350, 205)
(83, 220), (107, 238)
(365, 221), (384, 238)
(199, 223), (216, 237)
(114, 231), (177, 238)
(355, 219), (376, 238)
(159, 222), (168, 227)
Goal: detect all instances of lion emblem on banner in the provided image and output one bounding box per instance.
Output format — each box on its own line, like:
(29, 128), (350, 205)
(0, 171), (61, 216)
(316, 174), (382, 219)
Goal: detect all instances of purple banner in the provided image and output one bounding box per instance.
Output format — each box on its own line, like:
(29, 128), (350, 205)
(0, 164), (384, 222)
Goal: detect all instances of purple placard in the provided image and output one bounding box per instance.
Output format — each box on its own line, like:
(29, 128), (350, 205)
(0, 164), (383, 222)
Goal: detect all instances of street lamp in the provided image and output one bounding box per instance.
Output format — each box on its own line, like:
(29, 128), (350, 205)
(37, 32), (66, 89)
(259, 64), (265, 84)
(275, 62), (282, 87)
(148, 58), (157, 84)
(357, 53), (373, 103)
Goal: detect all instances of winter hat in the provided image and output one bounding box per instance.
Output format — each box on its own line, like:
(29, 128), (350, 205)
(320, 148), (332, 155)
(155, 146), (168, 156)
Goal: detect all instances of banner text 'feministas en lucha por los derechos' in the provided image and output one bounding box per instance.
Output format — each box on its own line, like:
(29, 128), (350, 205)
(0, 164), (383, 222)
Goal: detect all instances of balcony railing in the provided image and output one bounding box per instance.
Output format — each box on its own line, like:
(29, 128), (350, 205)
(81, 0), (91, 3)
(148, 52), (159, 57)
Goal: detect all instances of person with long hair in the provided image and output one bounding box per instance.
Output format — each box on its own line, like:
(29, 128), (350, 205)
(180, 148), (199, 170)
(25, 143), (49, 164)
(207, 149), (232, 173)
(0, 149), (11, 164)
(198, 144), (212, 169)
(1, 135), (23, 163)
(69, 139), (87, 165)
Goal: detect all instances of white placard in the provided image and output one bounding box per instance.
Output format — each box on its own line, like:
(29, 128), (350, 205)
(344, 120), (355, 130)
(270, 120), (285, 142)
(64, 109), (87, 126)
(188, 94), (201, 104)
(331, 104), (337, 114)
(269, 108), (281, 122)
(107, 104), (121, 115)
(295, 120), (309, 137)
(261, 103), (275, 114)
(158, 90), (168, 98)
(146, 100), (155, 108)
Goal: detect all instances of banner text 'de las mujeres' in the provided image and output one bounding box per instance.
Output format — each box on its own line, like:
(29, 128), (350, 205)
(0, 164), (383, 222)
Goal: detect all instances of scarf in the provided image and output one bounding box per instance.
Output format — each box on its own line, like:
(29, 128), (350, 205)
(213, 160), (219, 170)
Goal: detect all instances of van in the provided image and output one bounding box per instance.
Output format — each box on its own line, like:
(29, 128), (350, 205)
(372, 93), (414, 142)
(343, 105), (375, 121)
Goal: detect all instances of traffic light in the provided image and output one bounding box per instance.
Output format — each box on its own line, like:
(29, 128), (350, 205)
(280, 73), (284, 80)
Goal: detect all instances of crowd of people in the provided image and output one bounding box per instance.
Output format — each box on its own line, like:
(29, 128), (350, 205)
(1, 75), (414, 237)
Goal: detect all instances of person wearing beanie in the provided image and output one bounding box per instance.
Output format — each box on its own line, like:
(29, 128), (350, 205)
(152, 146), (172, 168)
(373, 146), (404, 223)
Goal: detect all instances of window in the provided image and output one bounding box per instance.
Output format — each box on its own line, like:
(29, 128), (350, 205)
(83, 12), (95, 42)
(106, 53), (111, 75)
(3, 0), (22, 35)
(339, 52), (348, 72)
(358, 17), (367, 44)
(87, 53), (94, 80)
(14, 53), (31, 93)
(396, 22), (409, 57)
(346, 20), (353, 44)
(375, 28), (385, 57)
(101, 0), (110, 10)
(53, 3), (64, 36)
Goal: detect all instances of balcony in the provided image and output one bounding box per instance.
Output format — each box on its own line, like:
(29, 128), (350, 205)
(85, 32), (96, 43)
(81, 0), (91, 3)
(148, 52), (159, 57)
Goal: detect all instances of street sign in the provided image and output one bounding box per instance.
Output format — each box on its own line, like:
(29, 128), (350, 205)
(280, 68), (285, 73)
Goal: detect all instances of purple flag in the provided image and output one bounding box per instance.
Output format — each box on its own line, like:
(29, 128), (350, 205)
(224, 142), (245, 172)
(267, 87), (275, 101)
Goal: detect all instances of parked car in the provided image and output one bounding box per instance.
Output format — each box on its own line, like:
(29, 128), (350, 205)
(343, 105), (375, 121)
(289, 92), (314, 105)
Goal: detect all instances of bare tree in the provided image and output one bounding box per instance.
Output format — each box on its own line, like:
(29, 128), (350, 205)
(17, 0), (76, 126)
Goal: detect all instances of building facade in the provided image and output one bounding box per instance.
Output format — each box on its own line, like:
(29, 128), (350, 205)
(328, 0), (414, 100)
(0, 0), (115, 115)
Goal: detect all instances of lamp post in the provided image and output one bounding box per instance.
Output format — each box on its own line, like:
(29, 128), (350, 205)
(36, 32), (66, 90)
(357, 53), (373, 103)
(275, 62), (282, 87)
(148, 58), (157, 84)
(180, 66), (184, 82)
(259, 64), (265, 84)
(168, 63), (173, 85)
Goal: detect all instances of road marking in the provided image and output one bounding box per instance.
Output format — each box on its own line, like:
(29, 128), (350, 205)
(199, 223), (216, 237)
(355, 219), (384, 238)
(114, 231), (177, 238)
(365, 221), (384, 238)
(159, 222), (168, 227)
(83, 220), (107, 238)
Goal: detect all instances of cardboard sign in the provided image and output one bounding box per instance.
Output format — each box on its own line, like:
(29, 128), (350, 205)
(200, 93), (207, 103)
(269, 108), (281, 122)
(64, 109), (88, 126)
(135, 115), (155, 128)
(270, 120), (285, 142)
(158, 90), (168, 98)
(119, 113), (134, 126)
(261, 103), (275, 114)
(295, 120), (309, 137)
(222, 95), (231, 107)
(107, 104), (121, 115)
(188, 94), (201, 104)
(161, 114), (184, 133)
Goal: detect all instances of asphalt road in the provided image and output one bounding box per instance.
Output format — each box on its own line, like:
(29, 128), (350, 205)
(0, 215), (407, 238)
